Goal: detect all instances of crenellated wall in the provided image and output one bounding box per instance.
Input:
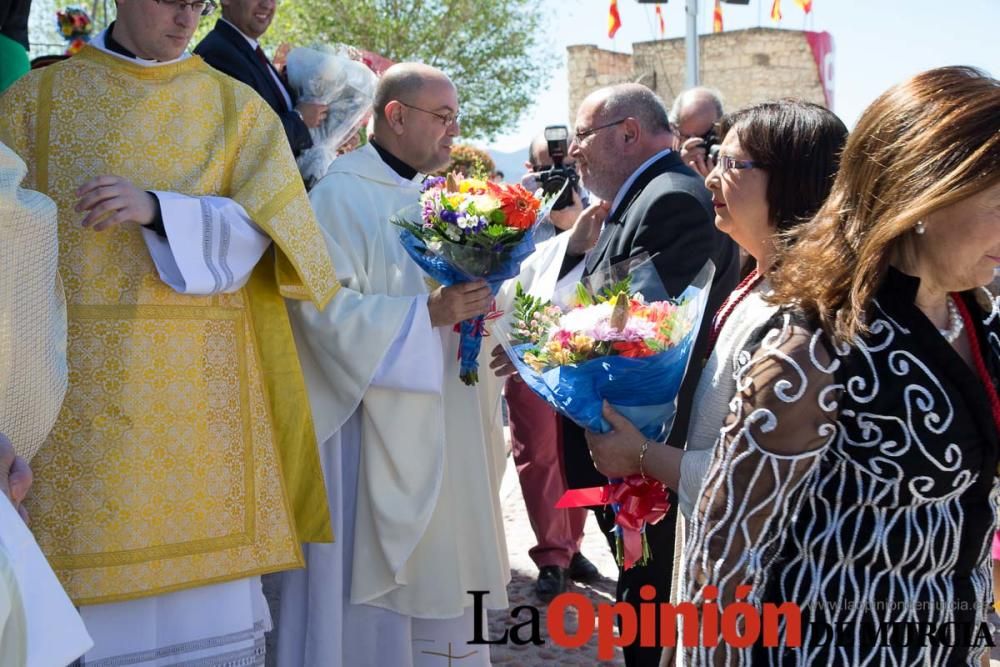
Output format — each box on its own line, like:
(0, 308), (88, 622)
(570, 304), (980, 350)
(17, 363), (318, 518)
(568, 28), (827, 123)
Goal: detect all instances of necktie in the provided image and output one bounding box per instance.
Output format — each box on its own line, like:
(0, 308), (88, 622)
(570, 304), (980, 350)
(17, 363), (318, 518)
(254, 45), (287, 105)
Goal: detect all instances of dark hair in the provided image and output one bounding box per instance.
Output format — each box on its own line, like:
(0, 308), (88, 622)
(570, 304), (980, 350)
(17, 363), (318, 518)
(720, 100), (848, 234)
(768, 66), (1000, 343)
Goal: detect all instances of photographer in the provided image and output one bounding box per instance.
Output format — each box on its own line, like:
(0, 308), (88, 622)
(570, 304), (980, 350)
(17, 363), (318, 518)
(669, 87), (724, 178)
(521, 128), (586, 243)
(504, 130), (600, 601)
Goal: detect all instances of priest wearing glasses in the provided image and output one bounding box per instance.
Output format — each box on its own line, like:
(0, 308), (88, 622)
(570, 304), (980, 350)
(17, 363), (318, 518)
(0, 0), (339, 662)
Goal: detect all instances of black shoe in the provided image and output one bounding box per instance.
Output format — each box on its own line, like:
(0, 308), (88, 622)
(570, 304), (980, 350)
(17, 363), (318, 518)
(567, 552), (600, 583)
(535, 565), (566, 601)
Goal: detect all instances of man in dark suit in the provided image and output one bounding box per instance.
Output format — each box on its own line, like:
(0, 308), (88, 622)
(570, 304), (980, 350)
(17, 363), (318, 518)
(194, 0), (326, 156)
(562, 83), (739, 667)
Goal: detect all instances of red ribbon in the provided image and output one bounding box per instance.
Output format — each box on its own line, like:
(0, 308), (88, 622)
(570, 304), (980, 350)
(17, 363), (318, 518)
(451, 303), (503, 338)
(557, 475), (670, 569)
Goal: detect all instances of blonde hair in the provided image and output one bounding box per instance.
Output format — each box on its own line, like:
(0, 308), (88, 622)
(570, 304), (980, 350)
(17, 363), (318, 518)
(769, 66), (1000, 344)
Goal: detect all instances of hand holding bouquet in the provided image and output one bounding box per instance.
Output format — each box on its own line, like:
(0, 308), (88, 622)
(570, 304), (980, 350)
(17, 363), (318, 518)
(392, 174), (549, 385)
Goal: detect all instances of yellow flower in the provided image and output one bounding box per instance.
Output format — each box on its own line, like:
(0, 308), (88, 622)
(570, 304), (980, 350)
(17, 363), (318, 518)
(523, 352), (545, 372)
(459, 178), (488, 193)
(550, 348), (574, 366)
(545, 340), (565, 355)
(569, 334), (594, 354)
(446, 194), (465, 208)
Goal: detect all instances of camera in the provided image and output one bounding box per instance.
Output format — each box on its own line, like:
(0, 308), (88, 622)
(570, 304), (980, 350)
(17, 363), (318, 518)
(701, 127), (721, 163)
(537, 125), (580, 210)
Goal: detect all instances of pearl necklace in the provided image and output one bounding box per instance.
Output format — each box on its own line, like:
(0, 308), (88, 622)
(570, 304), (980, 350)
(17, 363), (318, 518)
(937, 295), (964, 344)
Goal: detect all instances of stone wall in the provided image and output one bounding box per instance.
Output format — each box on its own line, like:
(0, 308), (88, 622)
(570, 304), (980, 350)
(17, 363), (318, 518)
(568, 28), (826, 122)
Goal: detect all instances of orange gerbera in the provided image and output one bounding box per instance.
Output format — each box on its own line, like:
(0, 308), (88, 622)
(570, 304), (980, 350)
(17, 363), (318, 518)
(612, 340), (655, 358)
(489, 182), (540, 230)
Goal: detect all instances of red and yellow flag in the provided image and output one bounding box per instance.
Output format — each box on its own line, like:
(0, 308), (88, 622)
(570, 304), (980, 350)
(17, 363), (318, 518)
(655, 5), (666, 36)
(770, 0), (782, 22)
(795, 0), (813, 13)
(608, 0), (622, 38)
(713, 0), (723, 33)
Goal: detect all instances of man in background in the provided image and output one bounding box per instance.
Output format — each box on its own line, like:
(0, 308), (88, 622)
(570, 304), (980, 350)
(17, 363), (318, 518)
(560, 82), (739, 667)
(669, 86), (724, 178)
(505, 132), (598, 601)
(196, 0), (327, 156)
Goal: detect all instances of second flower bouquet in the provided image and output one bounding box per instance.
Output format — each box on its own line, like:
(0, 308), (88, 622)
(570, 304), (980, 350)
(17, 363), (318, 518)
(495, 257), (715, 567)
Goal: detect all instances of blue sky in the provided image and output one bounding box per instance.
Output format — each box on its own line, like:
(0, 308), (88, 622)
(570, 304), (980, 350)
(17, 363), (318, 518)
(489, 0), (1000, 152)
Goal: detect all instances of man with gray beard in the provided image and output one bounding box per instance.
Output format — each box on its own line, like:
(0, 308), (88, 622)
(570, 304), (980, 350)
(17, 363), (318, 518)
(562, 83), (738, 667)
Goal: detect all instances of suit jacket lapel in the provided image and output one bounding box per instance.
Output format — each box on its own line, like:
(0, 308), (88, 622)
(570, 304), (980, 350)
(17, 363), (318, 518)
(584, 220), (618, 275)
(216, 20), (287, 107)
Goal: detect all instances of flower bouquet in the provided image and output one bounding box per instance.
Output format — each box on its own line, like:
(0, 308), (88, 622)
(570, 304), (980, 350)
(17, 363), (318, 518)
(495, 257), (715, 567)
(56, 6), (93, 56)
(391, 174), (550, 385)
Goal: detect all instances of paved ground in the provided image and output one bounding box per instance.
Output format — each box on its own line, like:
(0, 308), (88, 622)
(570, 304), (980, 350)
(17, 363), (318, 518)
(264, 452), (1000, 666)
(263, 452), (626, 666)
(486, 456), (625, 666)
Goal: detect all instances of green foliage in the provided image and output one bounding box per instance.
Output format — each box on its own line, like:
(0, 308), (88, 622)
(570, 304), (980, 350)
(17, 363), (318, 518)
(574, 275), (632, 307)
(509, 282), (557, 345)
(263, 0), (554, 140)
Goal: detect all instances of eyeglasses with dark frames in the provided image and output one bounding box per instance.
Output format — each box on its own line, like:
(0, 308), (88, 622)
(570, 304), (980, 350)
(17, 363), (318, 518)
(150, 0), (217, 16)
(717, 155), (766, 171)
(398, 101), (462, 126)
(574, 118), (628, 142)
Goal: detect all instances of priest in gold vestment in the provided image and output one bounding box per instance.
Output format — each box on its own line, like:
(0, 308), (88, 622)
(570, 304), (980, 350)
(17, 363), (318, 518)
(0, 0), (339, 662)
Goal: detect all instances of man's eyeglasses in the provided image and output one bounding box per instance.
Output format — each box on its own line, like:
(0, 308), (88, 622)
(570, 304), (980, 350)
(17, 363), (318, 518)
(574, 118), (627, 142)
(717, 155), (765, 172)
(399, 101), (462, 127)
(151, 0), (217, 16)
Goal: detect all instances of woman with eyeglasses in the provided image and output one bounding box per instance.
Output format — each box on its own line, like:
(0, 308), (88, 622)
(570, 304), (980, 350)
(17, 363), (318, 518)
(600, 67), (1000, 665)
(586, 99), (847, 519)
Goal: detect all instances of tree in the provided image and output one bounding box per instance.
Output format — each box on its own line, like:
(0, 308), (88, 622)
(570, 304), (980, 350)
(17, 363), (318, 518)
(266, 0), (554, 140)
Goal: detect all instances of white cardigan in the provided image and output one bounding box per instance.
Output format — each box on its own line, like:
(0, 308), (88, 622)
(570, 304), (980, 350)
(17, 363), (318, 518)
(678, 279), (779, 518)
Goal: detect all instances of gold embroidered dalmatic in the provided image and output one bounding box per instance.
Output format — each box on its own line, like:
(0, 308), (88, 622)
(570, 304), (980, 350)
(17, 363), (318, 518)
(0, 47), (339, 605)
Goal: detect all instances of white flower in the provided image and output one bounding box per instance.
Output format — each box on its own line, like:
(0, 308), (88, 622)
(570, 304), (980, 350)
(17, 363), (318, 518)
(554, 302), (614, 334)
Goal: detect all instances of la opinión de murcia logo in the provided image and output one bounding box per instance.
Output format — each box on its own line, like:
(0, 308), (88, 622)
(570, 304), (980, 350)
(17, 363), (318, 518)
(467, 585), (800, 661)
(462, 589), (995, 662)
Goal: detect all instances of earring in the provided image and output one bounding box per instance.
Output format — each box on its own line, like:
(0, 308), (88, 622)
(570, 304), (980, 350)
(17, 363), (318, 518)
(915, 220), (926, 235)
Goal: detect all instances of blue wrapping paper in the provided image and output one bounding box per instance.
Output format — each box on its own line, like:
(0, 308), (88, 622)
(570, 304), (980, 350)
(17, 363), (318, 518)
(398, 226), (539, 384)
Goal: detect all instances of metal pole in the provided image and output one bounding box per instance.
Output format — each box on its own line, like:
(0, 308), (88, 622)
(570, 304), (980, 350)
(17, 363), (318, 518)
(685, 0), (700, 87)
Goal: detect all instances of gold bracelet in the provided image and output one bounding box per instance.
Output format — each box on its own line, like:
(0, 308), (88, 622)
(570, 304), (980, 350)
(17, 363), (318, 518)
(639, 439), (651, 480)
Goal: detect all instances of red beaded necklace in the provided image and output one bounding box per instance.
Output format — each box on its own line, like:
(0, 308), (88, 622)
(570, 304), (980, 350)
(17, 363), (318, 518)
(704, 268), (765, 357)
(954, 295), (1000, 439)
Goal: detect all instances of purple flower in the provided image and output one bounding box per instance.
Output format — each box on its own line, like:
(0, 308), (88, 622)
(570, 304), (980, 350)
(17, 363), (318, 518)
(421, 176), (446, 193)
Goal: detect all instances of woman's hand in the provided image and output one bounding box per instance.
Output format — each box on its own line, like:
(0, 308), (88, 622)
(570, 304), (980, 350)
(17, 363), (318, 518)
(585, 401), (645, 478)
